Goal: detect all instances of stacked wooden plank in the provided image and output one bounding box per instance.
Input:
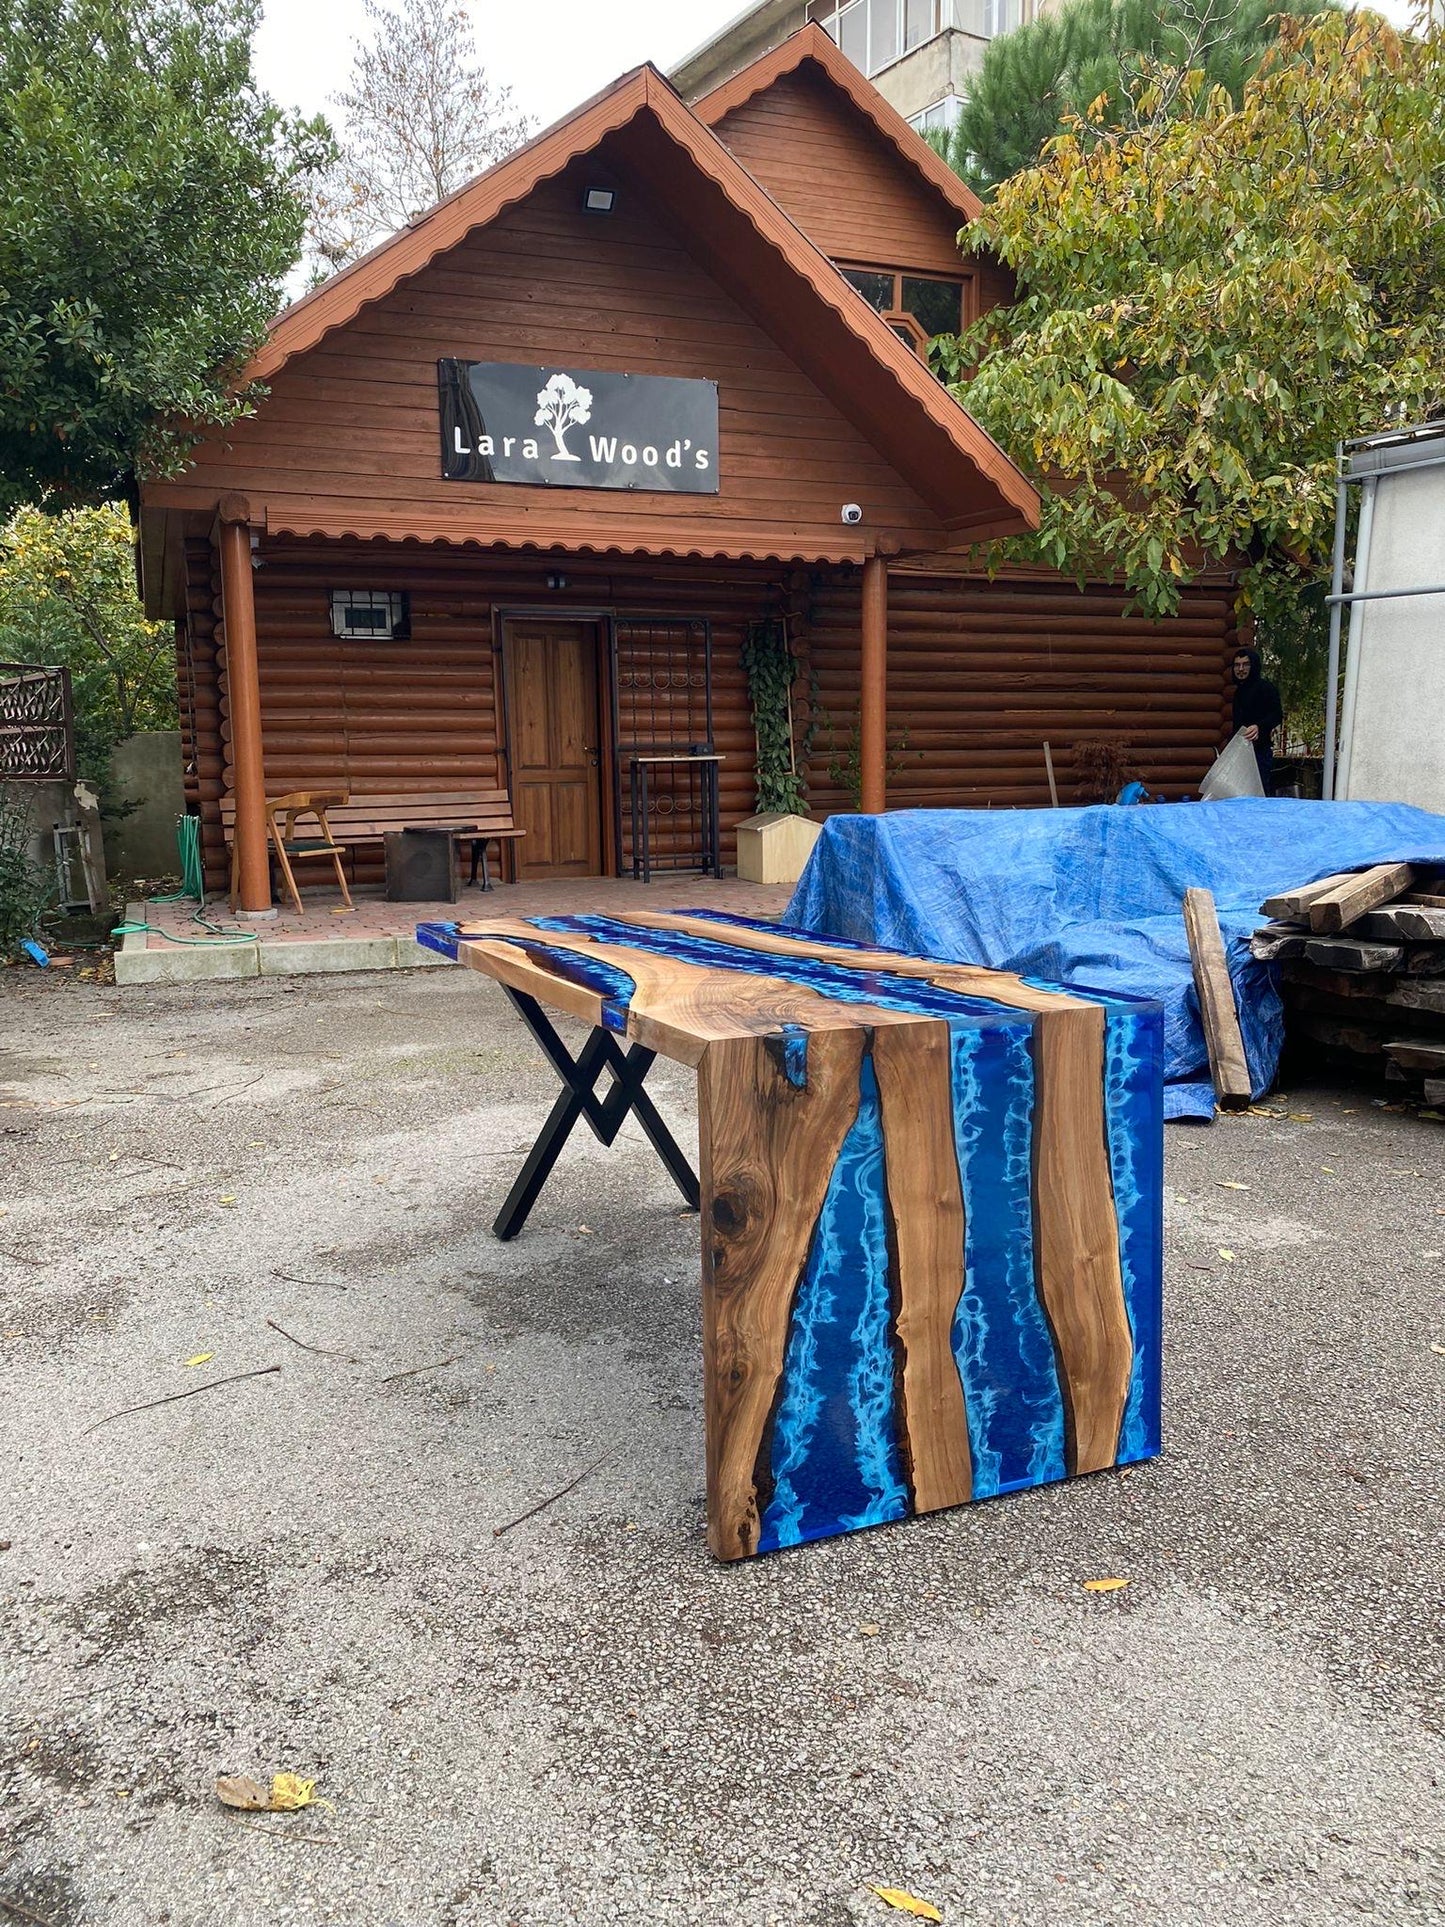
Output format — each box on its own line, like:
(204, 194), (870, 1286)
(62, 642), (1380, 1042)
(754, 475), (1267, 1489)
(1250, 864), (1445, 1106)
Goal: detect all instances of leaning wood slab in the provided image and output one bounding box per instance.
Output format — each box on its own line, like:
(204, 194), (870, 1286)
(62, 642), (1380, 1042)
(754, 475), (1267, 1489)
(418, 909), (1164, 1562)
(1182, 888), (1252, 1110)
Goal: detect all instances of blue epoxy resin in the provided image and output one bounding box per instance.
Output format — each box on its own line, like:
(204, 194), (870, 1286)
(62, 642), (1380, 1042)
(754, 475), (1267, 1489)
(1104, 1005), (1166, 1463)
(433, 906), (1166, 1558)
(758, 1055), (909, 1553)
(948, 1022), (1067, 1497)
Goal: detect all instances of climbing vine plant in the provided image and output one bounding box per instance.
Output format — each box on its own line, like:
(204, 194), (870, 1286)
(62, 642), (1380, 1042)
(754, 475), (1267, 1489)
(741, 618), (812, 816)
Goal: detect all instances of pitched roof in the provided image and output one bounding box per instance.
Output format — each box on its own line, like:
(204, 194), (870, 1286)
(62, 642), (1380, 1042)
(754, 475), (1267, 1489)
(693, 23), (983, 229)
(239, 63), (1034, 547)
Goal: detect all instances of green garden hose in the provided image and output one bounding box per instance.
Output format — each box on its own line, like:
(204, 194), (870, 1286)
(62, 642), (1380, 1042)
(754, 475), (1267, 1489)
(110, 813), (260, 947)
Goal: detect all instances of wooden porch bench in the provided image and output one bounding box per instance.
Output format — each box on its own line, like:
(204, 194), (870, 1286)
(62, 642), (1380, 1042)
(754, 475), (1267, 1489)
(220, 788), (524, 908)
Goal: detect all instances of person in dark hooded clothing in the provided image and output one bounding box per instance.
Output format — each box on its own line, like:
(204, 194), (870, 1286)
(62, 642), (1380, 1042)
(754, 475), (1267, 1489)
(1230, 647), (1284, 791)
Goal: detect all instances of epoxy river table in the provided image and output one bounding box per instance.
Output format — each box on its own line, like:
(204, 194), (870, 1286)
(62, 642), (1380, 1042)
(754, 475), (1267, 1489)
(417, 909), (1164, 1562)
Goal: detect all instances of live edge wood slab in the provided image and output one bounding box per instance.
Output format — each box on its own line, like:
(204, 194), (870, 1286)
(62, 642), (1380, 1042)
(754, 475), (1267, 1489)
(417, 909), (1165, 1562)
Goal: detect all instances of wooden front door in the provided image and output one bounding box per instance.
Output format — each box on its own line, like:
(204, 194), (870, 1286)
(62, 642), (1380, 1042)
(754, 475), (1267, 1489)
(506, 619), (604, 878)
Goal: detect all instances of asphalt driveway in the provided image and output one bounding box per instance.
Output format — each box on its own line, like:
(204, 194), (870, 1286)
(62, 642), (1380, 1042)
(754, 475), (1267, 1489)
(1, 966), (1441, 1926)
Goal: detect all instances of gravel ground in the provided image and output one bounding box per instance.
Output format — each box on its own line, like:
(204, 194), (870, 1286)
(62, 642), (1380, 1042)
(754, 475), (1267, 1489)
(1, 966), (1442, 1927)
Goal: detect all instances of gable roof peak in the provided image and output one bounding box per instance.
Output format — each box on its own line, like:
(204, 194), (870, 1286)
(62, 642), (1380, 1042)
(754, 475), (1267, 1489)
(695, 22), (982, 228)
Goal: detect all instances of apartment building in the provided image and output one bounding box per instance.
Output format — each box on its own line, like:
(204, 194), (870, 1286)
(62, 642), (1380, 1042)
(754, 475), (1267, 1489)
(673, 0), (1042, 132)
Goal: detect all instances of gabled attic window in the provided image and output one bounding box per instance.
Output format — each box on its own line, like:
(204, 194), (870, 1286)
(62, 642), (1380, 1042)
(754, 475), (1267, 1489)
(840, 265), (969, 351)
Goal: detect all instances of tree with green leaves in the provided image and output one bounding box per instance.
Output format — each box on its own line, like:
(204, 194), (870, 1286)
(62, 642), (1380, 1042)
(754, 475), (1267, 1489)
(935, 7), (1445, 664)
(0, 0), (331, 513)
(0, 504), (176, 782)
(935, 0), (1336, 194)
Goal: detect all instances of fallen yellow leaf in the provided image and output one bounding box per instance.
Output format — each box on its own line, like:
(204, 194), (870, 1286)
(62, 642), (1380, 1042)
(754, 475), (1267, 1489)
(183, 1353), (214, 1368)
(1430, 1343), (1445, 1357)
(218, 1195), (237, 1206)
(1083, 1577), (1130, 1592)
(868, 1886), (943, 1922)
(1216, 1180), (1250, 1190)
(859, 1622), (881, 1637)
(268, 1772), (320, 1811)
(1217, 1248), (1236, 1262)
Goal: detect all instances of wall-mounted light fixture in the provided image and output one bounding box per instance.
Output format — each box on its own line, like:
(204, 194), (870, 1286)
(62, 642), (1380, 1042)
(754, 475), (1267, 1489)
(581, 185), (616, 215)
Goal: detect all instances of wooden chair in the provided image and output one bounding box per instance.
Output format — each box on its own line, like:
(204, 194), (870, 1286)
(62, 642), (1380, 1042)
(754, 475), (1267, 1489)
(229, 791), (354, 915)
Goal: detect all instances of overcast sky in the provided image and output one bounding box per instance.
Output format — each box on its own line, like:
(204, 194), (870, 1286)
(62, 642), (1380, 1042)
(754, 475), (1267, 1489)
(254, 0), (1418, 133)
(253, 1), (747, 130)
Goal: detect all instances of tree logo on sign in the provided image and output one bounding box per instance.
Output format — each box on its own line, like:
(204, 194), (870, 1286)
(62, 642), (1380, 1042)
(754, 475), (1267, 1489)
(534, 372), (593, 462)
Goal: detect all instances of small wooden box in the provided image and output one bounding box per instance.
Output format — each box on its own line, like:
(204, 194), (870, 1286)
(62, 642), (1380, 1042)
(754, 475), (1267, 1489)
(735, 811), (822, 886)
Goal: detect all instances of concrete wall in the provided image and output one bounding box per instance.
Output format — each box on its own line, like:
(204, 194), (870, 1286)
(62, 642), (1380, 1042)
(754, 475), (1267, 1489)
(105, 730), (185, 881)
(1340, 466), (1445, 813)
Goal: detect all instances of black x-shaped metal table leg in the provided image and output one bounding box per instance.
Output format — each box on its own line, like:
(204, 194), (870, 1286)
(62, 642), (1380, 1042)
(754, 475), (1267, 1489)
(493, 987), (700, 1241)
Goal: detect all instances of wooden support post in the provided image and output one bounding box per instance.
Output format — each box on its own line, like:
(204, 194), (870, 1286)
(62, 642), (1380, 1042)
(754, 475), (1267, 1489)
(216, 505), (271, 914)
(1183, 886), (1252, 1110)
(859, 553), (887, 816)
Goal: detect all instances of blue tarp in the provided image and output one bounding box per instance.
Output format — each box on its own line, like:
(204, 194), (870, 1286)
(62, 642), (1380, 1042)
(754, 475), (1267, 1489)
(786, 797), (1445, 1120)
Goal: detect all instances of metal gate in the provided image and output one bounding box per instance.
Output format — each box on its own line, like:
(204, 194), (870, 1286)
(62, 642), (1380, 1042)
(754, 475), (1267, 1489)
(610, 617), (715, 874)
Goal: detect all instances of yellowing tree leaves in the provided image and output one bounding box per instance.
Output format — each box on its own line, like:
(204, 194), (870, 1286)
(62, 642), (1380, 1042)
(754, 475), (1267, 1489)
(214, 1771), (329, 1813)
(1083, 1577), (1130, 1592)
(868, 1886), (944, 1922)
(936, 6), (1445, 736)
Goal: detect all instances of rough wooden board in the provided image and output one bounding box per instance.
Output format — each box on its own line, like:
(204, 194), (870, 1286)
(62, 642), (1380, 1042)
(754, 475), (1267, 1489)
(1291, 1014), (1387, 1056)
(1279, 963), (1397, 999)
(1423, 1076), (1445, 1106)
(1259, 871), (1362, 920)
(1301, 937), (1403, 974)
(1250, 927), (1309, 962)
(1385, 979), (1445, 1016)
(873, 1024), (972, 1514)
(1306, 864), (1421, 934)
(1381, 1037), (1445, 1074)
(1032, 1004), (1134, 1473)
(1356, 905), (1445, 943)
(1183, 887), (1252, 1110)
(1403, 892), (1445, 910)
(1281, 982), (1399, 1024)
(698, 1026), (867, 1562)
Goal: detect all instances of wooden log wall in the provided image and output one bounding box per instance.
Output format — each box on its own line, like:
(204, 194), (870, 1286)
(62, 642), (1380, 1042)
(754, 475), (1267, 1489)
(182, 535), (781, 893)
(179, 535), (1238, 893)
(804, 567), (1237, 811)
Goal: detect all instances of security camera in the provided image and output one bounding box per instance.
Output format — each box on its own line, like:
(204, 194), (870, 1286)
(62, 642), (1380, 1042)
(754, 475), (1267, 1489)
(841, 503), (863, 525)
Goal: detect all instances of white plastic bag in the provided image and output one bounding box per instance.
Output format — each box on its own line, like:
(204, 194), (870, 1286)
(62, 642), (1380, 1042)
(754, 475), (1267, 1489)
(1199, 729), (1266, 801)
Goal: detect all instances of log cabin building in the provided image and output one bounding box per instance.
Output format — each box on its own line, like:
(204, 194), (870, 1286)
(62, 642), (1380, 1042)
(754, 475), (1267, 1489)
(137, 25), (1236, 910)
